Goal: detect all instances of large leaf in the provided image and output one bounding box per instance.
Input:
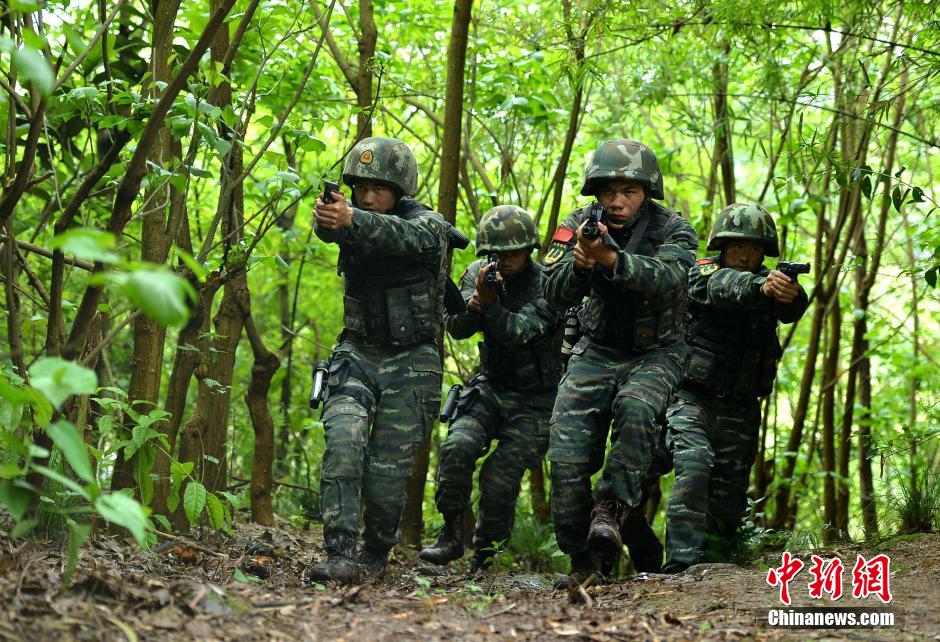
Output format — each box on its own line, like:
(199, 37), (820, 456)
(46, 420), (95, 483)
(0, 479), (32, 522)
(205, 492), (225, 530)
(64, 522), (91, 586)
(94, 493), (150, 548)
(13, 45), (53, 96)
(49, 228), (120, 264)
(120, 268), (196, 328)
(28, 357), (98, 410)
(184, 481), (207, 525)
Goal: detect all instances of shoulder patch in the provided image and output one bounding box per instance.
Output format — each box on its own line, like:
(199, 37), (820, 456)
(696, 258), (714, 266)
(544, 242), (568, 265)
(700, 263), (719, 276)
(552, 226), (575, 244)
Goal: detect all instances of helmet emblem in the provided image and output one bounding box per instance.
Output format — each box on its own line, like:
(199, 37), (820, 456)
(360, 150), (374, 164)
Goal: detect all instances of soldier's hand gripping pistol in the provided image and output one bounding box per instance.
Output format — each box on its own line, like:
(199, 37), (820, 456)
(309, 360), (330, 409)
(439, 384), (464, 423)
(777, 261), (811, 281)
(484, 255), (506, 299)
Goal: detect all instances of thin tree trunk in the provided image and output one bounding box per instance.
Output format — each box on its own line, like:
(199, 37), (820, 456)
(538, 0), (587, 257)
(713, 40), (735, 206)
(821, 295), (841, 544)
(111, 0), (183, 494)
(356, 0), (376, 138)
(400, 0), (473, 548)
(529, 461), (550, 523)
(244, 313), (279, 526)
(176, 0), (248, 499)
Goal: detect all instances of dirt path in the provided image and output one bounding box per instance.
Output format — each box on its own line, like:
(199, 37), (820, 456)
(1, 525), (936, 641)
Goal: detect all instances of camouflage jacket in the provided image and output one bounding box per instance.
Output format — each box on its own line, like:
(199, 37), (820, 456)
(684, 255), (809, 397)
(448, 259), (562, 392)
(315, 198), (449, 347)
(543, 200), (697, 354)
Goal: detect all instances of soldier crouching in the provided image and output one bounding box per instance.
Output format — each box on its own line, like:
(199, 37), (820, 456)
(309, 137), (449, 584)
(542, 139), (697, 585)
(420, 206), (562, 572)
(663, 203), (808, 573)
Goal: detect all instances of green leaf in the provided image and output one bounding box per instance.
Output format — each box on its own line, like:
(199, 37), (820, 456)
(49, 228), (120, 264)
(11, 519), (38, 538)
(30, 465), (91, 500)
(119, 267), (197, 328)
(170, 460), (193, 494)
(47, 420), (94, 483)
(64, 522), (91, 586)
(0, 479), (33, 521)
(205, 493), (224, 530)
(911, 186), (924, 203)
(13, 46), (53, 96)
(28, 357), (98, 410)
(166, 491), (179, 514)
(1, 376), (53, 427)
(95, 492), (151, 547)
(184, 481), (207, 525)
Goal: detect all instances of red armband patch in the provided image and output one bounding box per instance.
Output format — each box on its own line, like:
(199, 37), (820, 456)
(696, 258), (714, 266)
(552, 226), (575, 244)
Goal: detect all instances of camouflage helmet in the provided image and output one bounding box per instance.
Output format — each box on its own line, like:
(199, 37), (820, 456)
(580, 138), (665, 200)
(707, 203), (780, 257)
(342, 136), (418, 197)
(475, 205), (540, 256)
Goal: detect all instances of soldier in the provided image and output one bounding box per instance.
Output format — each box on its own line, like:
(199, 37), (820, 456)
(663, 203), (808, 573)
(309, 137), (449, 584)
(419, 205), (562, 572)
(543, 139), (698, 584)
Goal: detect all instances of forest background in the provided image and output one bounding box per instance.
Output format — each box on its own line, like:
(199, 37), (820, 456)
(0, 0), (937, 572)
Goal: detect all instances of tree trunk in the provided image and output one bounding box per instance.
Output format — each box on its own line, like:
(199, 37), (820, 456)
(713, 40), (735, 207)
(244, 314), (280, 526)
(821, 295), (841, 544)
(176, 0), (248, 500)
(400, 0), (473, 548)
(538, 0), (587, 257)
(529, 460), (550, 523)
(111, 0), (183, 494)
(356, 0), (376, 138)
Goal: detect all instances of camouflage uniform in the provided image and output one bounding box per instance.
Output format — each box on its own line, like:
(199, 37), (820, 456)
(543, 140), (697, 572)
(313, 138), (448, 579)
(664, 203), (808, 572)
(421, 206), (561, 568)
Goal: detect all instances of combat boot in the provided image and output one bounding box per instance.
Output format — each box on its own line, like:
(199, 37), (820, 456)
(469, 550), (494, 574)
(552, 550), (596, 590)
(308, 534), (359, 585)
(418, 514), (464, 565)
(587, 499), (626, 562)
(358, 546), (390, 578)
(622, 512), (664, 573)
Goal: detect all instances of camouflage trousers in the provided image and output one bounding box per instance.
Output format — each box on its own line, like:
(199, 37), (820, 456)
(664, 387), (761, 569)
(319, 339), (442, 553)
(548, 339), (685, 556)
(435, 376), (553, 551)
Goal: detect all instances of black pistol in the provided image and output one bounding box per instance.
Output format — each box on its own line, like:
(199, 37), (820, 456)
(322, 180), (340, 204)
(309, 359), (330, 409)
(484, 255), (506, 298)
(439, 384), (463, 423)
(581, 203), (604, 240)
(777, 261), (811, 281)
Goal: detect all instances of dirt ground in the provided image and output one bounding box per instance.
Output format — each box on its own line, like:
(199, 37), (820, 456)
(1, 523), (937, 641)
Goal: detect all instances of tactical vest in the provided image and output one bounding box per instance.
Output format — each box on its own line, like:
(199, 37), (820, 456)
(478, 262), (562, 392)
(577, 202), (688, 354)
(338, 200), (446, 348)
(685, 266), (782, 398)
